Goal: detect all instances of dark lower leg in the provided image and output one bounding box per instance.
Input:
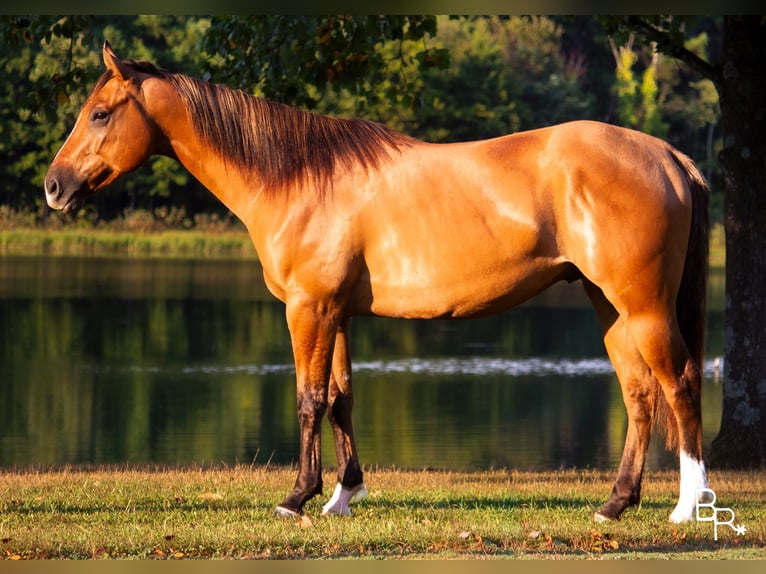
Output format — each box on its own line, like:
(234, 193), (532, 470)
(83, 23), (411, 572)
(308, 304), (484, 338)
(328, 387), (363, 488)
(597, 426), (647, 520)
(327, 319), (363, 488)
(598, 383), (655, 520)
(277, 388), (326, 514)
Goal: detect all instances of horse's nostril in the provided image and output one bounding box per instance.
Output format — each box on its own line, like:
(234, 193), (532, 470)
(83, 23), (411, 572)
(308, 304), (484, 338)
(45, 176), (59, 198)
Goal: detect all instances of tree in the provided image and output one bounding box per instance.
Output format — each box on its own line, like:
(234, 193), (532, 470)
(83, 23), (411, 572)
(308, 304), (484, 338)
(609, 16), (766, 468)
(200, 16), (446, 110)
(0, 15), (219, 221)
(320, 16), (596, 143)
(710, 17), (766, 468)
(412, 16), (595, 142)
(0, 16), (97, 213)
(609, 33), (667, 137)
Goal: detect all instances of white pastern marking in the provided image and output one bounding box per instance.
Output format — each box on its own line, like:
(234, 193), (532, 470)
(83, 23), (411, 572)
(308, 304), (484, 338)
(669, 451), (708, 523)
(321, 482), (368, 516)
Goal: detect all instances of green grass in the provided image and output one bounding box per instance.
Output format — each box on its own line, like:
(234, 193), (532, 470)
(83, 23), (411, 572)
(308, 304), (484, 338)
(0, 228), (256, 259)
(0, 207), (256, 259)
(0, 465), (762, 560)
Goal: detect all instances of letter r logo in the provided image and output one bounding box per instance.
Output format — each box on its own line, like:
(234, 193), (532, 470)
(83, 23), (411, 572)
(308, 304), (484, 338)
(696, 487), (745, 541)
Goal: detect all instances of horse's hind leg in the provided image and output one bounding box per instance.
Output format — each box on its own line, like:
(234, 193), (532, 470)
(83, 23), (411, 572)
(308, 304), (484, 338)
(321, 318), (367, 515)
(622, 304), (708, 523)
(584, 281), (657, 521)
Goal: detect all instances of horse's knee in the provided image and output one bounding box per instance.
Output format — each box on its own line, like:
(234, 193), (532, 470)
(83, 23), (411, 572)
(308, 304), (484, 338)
(327, 388), (353, 425)
(297, 385), (328, 423)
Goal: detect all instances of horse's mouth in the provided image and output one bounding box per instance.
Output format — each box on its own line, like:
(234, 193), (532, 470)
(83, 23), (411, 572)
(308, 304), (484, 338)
(45, 187), (84, 213)
(61, 196), (83, 213)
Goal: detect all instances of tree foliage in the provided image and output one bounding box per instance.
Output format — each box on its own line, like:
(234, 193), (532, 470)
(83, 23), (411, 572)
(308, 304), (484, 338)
(0, 15), (722, 225)
(410, 16), (596, 142)
(200, 16), (447, 109)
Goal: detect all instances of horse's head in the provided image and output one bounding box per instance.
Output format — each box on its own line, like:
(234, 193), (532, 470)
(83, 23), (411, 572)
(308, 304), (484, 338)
(45, 42), (160, 212)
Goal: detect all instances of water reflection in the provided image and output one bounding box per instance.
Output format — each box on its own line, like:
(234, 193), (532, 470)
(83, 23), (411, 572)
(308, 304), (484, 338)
(0, 255), (724, 471)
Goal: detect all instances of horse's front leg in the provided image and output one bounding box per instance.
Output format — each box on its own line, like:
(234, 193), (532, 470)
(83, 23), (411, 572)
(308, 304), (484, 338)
(274, 300), (338, 517)
(322, 318), (367, 516)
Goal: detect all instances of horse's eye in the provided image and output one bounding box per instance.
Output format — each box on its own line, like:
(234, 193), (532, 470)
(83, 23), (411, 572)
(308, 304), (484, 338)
(91, 110), (109, 123)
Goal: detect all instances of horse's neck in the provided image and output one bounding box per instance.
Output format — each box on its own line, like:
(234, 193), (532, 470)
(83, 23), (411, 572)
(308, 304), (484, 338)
(160, 121), (260, 225)
(139, 78), (254, 224)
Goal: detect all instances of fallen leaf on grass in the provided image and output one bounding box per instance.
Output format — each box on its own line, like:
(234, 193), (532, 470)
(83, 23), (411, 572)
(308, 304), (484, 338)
(198, 492), (223, 501)
(299, 515), (313, 529)
(590, 528), (619, 552)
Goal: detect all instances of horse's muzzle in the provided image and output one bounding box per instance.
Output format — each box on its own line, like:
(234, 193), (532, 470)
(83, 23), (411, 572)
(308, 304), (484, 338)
(44, 167), (84, 213)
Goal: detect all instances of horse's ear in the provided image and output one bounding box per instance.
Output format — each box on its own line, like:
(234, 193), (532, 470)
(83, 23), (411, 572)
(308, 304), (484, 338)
(102, 41), (131, 81)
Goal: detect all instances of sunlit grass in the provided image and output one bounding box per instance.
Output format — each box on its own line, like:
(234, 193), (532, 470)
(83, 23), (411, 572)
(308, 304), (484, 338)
(709, 222), (725, 267)
(0, 228), (255, 259)
(0, 465), (762, 559)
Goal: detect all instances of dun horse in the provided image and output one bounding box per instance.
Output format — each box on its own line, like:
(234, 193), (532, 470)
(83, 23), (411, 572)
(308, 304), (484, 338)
(45, 43), (711, 522)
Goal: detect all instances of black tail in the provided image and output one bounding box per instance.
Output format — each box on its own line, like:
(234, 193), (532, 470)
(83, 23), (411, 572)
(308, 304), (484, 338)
(656, 150), (710, 452)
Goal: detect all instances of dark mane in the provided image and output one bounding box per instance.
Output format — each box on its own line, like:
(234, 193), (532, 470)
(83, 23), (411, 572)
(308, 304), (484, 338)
(109, 61), (414, 196)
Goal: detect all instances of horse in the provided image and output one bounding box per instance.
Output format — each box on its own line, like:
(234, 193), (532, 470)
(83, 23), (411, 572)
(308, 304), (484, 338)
(45, 42), (711, 522)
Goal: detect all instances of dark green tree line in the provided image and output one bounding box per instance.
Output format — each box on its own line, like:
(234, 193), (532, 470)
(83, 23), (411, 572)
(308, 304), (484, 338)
(2, 15), (722, 221)
(0, 16), (220, 222)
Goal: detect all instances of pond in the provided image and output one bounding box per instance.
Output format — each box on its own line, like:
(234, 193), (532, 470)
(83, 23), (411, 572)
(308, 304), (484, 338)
(0, 255), (724, 472)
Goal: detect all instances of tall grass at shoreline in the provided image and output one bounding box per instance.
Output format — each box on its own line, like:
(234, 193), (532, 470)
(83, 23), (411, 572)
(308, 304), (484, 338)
(0, 207), (256, 259)
(0, 465), (762, 560)
(2, 207), (726, 265)
(0, 228), (256, 258)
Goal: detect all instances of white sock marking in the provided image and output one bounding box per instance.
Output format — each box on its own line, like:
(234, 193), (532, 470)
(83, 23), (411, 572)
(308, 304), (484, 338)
(321, 482), (368, 516)
(669, 451), (708, 523)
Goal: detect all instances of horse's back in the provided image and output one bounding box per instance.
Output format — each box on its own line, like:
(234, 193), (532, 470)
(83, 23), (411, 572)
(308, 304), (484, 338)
(347, 124), (570, 318)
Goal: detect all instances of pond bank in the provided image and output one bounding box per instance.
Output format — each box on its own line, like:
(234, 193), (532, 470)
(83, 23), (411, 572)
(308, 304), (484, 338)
(0, 228), (256, 259)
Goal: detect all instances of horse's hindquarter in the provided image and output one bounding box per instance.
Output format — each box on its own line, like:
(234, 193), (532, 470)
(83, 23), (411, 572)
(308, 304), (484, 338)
(545, 122), (694, 300)
(350, 135), (575, 319)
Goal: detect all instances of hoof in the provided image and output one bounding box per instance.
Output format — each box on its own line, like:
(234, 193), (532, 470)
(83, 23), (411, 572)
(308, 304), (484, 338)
(273, 505), (301, 518)
(349, 482), (369, 504)
(669, 506), (694, 523)
(321, 482), (368, 516)
(593, 511), (612, 523)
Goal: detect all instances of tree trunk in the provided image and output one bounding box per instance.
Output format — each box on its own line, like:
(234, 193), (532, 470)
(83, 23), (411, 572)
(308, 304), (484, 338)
(708, 16), (766, 469)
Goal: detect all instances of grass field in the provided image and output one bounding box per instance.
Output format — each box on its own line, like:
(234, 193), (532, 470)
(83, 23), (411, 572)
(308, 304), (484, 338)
(0, 465), (763, 560)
